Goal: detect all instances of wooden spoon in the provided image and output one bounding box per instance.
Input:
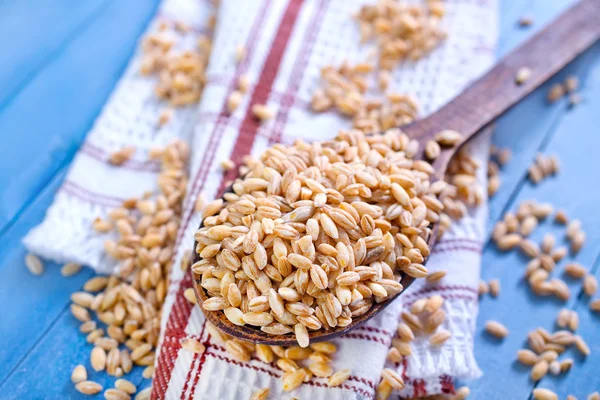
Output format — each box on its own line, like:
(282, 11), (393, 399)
(193, 0), (600, 345)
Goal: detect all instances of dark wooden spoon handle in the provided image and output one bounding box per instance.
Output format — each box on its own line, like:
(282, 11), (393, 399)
(403, 0), (600, 174)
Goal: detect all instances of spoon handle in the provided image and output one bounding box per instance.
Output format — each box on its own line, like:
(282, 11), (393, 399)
(403, 0), (600, 156)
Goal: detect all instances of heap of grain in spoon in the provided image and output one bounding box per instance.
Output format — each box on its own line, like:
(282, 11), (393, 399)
(194, 127), (466, 347)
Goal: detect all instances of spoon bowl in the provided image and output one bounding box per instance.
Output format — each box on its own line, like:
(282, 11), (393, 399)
(193, 0), (600, 345)
(193, 235), (417, 346)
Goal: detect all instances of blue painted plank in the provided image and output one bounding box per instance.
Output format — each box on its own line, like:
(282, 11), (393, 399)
(450, 0), (600, 397)
(0, 0), (108, 108)
(536, 261), (600, 398)
(516, 61), (600, 399)
(488, 0), (582, 226)
(487, 45), (599, 227)
(0, 0), (159, 386)
(470, 42), (600, 400)
(0, 0), (160, 234)
(0, 305), (151, 399)
(0, 169), (152, 397)
(496, 0), (574, 53)
(0, 167), (95, 383)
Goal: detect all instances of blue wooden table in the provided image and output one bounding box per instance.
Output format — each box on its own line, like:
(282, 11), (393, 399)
(1, 0), (599, 398)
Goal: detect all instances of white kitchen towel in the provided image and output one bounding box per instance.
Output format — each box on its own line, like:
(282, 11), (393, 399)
(153, 0), (497, 399)
(22, 0), (214, 274)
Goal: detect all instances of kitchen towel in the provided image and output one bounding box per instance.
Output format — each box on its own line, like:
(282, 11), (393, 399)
(152, 0), (496, 399)
(23, 0), (213, 274)
(24, 0), (497, 397)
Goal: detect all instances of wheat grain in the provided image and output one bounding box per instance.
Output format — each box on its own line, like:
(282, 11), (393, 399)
(496, 233), (521, 250)
(533, 388), (558, 400)
(430, 329), (451, 346)
(109, 146), (136, 166)
(80, 321), (97, 334)
(106, 347), (121, 376)
(376, 380), (393, 400)
(392, 338), (412, 357)
(181, 338), (206, 354)
(397, 323), (414, 342)
(454, 386), (471, 400)
(478, 280), (489, 296)
(519, 15), (534, 26)
(520, 239), (540, 258)
(252, 104), (275, 121)
(134, 388), (151, 400)
(574, 335), (591, 356)
(550, 247), (566, 263)
(284, 346), (311, 361)
(552, 279), (570, 301)
(564, 263), (586, 279)
(571, 231), (586, 253)
(559, 358), (574, 373)
(590, 299), (600, 312)
(531, 360), (549, 381)
(83, 276), (108, 292)
(520, 215), (538, 237)
(142, 365), (154, 379)
(517, 349), (539, 365)
(547, 83), (565, 103)
(158, 108), (173, 126)
(310, 342), (336, 354)
(381, 368), (405, 390)
(61, 262), (82, 277)
(225, 340), (251, 362)
(71, 365), (87, 383)
(227, 91), (243, 113)
(104, 388), (131, 400)
(548, 360), (561, 376)
(282, 369), (306, 392)
(250, 388), (270, 400)
(584, 274), (598, 296)
(539, 350), (558, 363)
(91, 346), (107, 372)
(489, 279), (500, 297)
(554, 209), (568, 224)
(308, 361), (333, 378)
(528, 330), (546, 354)
(75, 381), (103, 395)
(328, 369), (351, 387)
(485, 320), (508, 338)
(566, 219), (581, 239)
(516, 67), (532, 85)
(71, 304), (91, 322)
(435, 130), (462, 147)
(551, 330), (575, 346)
(25, 253), (44, 275)
(184, 288), (197, 304)
(564, 75), (579, 93)
(426, 270), (446, 283)
(425, 140), (441, 160)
